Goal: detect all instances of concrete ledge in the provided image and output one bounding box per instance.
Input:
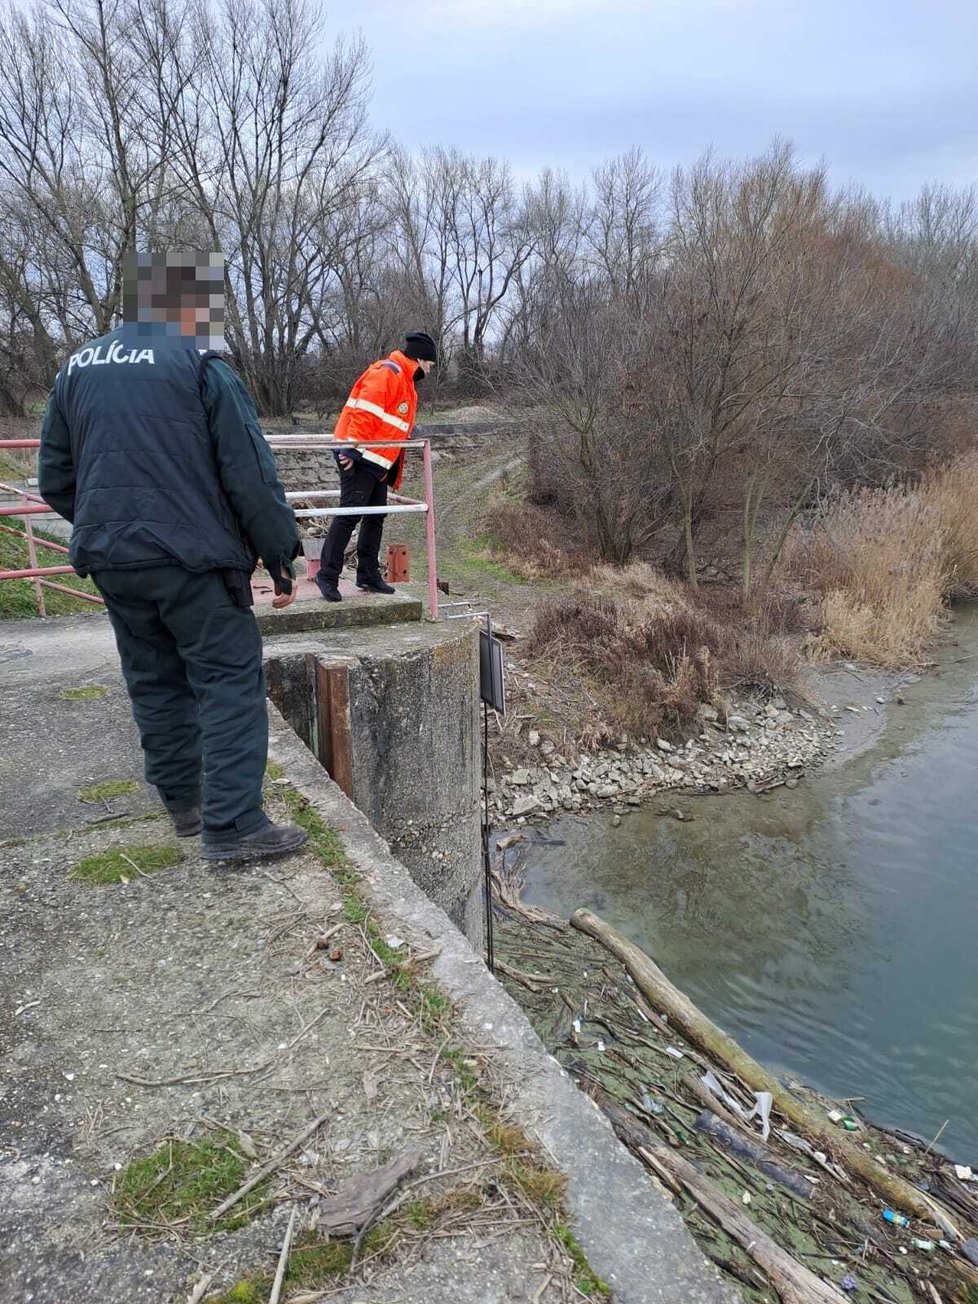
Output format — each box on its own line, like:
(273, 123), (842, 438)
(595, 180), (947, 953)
(268, 707), (739, 1304)
(255, 587), (421, 635)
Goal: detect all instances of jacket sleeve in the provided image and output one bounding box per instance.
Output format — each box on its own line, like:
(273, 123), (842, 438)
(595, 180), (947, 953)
(37, 385), (76, 523)
(202, 359), (300, 584)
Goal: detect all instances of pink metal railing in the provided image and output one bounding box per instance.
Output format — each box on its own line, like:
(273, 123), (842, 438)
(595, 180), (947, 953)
(0, 440), (103, 616)
(2, 433), (441, 619)
(266, 434), (440, 619)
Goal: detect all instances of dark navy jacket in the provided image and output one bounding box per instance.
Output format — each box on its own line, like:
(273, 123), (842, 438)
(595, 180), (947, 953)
(38, 324), (299, 580)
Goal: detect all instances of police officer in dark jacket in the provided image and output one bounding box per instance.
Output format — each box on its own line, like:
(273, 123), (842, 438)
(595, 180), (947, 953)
(38, 253), (308, 863)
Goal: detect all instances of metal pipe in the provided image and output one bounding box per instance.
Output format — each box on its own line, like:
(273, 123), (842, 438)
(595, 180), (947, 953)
(0, 481), (46, 503)
(292, 504), (427, 519)
(422, 438), (438, 620)
(24, 511), (45, 616)
(38, 580), (103, 604)
(0, 564), (77, 580)
(0, 439), (40, 449)
(0, 523), (69, 555)
(0, 503), (52, 516)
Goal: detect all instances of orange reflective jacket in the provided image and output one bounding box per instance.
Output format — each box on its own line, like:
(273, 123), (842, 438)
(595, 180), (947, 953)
(330, 350), (418, 491)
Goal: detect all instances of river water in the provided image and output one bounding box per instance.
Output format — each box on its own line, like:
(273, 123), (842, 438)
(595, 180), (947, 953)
(521, 605), (978, 1164)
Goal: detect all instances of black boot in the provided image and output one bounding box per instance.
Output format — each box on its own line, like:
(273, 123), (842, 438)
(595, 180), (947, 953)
(201, 818), (309, 864)
(170, 804), (202, 837)
(315, 572), (342, 602)
(356, 571), (395, 595)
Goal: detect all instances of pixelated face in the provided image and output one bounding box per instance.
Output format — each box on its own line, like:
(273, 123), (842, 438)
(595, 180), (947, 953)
(122, 251), (225, 346)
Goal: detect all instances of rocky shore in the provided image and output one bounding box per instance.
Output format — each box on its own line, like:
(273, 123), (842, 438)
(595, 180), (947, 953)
(488, 695), (863, 824)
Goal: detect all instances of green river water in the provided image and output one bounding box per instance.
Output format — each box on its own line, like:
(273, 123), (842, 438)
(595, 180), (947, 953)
(521, 605), (978, 1164)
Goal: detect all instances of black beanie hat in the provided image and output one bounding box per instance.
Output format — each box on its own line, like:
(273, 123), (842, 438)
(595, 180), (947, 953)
(403, 330), (437, 362)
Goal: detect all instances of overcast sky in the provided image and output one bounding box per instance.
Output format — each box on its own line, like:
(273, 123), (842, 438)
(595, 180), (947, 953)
(330, 0), (978, 202)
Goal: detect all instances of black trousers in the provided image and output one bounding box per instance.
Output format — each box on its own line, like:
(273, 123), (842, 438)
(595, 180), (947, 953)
(92, 566), (267, 835)
(319, 464), (387, 584)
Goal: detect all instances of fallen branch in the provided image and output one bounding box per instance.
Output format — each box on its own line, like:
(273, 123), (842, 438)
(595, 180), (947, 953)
(571, 907), (962, 1239)
(186, 1273), (215, 1304)
(495, 960), (548, 993)
(210, 1113), (330, 1221)
(490, 867), (566, 931)
(648, 1142), (848, 1304)
(119, 1006), (333, 1089)
(269, 1204), (298, 1304)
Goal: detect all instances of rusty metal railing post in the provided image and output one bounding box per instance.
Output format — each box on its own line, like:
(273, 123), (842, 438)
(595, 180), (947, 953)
(23, 506), (45, 617)
(422, 438), (438, 620)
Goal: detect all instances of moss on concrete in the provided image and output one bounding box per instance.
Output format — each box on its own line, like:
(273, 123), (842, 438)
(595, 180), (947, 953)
(209, 1223), (398, 1303)
(61, 684), (108, 701)
(113, 1131), (271, 1235)
(554, 1222), (613, 1299)
(77, 778), (138, 803)
(70, 843), (182, 885)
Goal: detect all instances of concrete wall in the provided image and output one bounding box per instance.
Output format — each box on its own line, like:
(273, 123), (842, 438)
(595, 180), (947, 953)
(263, 620), (483, 945)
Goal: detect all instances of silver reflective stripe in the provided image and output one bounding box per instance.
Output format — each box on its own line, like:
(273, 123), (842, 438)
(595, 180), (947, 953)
(344, 396), (411, 433)
(360, 446), (395, 469)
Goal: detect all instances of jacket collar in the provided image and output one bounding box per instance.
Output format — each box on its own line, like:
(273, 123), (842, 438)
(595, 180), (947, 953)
(389, 350), (417, 379)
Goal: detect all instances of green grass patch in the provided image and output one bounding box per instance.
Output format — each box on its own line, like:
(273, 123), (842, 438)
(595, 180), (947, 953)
(265, 759), (285, 779)
(77, 778), (138, 803)
(277, 784), (350, 874)
(210, 1224), (397, 1302)
(61, 684), (108, 701)
(261, 777), (607, 1293)
(453, 536), (529, 586)
(114, 1131), (271, 1235)
(554, 1221), (613, 1299)
(70, 842), (182, 885)
(0, 517), (98, 618)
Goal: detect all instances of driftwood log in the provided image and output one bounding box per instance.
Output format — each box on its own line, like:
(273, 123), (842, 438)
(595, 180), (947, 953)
(570, 908), (962, 1240)
(589, 1085), (844, 1303)
(649, 1143), (849, 1304)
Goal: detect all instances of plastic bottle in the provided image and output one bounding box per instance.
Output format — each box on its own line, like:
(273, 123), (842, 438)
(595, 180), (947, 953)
(882, 1209), (911, 1228)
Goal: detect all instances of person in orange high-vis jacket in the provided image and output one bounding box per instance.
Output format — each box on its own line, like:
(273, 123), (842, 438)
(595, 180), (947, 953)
(316, 331), (437, 601)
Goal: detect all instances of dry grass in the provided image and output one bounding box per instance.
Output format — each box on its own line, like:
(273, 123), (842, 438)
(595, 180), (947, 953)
(785, 451), (978, 666)
(528, 567), (801, 739)
(479, 497), (584, 580)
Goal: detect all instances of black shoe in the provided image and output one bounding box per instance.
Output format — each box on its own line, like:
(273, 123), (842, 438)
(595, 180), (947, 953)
(356, 573), (395, 595)
(170, 805), (202, 837)
(315, 573), (342, 602)
(201, 819), (309, 864)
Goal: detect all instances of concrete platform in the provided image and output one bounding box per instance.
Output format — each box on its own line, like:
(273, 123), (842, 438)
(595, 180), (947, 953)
(0, 612), (738, 1304)
(252, 570), (423, 635)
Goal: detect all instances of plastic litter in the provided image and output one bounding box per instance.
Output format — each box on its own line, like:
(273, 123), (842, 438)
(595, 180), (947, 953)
(954, 1164), (975, 1182)
(665, 1045), (685, 1059)
(840, 1275), (858, 1293)
(882, 1209), (910, 1228)
(701, 1070), (773, 1141)
(910, 1238), (936, 1252)
(641, 1093), (665, 1115)
(962, 1238), (978, 1267)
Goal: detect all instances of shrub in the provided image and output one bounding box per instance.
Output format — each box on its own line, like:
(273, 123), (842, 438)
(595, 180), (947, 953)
(782, 461), (978, 665)
(529, 569), (800, 738)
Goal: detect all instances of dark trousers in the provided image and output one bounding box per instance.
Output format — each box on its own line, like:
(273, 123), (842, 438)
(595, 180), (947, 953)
(319, 464), (387, 583)
(92, 566), (267, 835)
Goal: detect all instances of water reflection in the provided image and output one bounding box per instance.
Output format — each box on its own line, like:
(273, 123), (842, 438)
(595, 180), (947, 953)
(521, 606), (978, 1162)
